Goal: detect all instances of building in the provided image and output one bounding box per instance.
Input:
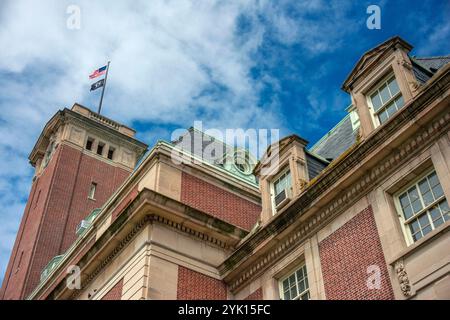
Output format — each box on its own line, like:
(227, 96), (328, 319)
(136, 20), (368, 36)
(1, 36), (449, 300)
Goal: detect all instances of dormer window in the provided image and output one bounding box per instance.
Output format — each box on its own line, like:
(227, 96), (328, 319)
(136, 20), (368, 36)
(368, 74), (404, 126)
(272, 169), (292, 212)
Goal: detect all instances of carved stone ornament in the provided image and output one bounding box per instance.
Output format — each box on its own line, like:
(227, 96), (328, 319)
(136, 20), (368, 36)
(399, 59), (413, 70)
(395, 260), (412, 297)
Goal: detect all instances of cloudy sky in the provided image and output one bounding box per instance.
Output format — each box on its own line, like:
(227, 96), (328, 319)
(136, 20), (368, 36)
(0, 0), (449, 283)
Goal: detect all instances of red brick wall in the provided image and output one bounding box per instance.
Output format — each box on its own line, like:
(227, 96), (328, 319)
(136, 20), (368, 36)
(101, 278), (123, 300)
(0, 146), (62, 300)
(177, 266), (227, 300)
(180, 172), (261, 231)
(319, 206), (394, 300)
(244, 288), (263, 300)
(1, 143), (131, 299)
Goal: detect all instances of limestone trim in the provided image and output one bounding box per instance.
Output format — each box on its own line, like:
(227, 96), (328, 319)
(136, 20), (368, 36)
(220, 70), (450, 291)
(29, 188), (248, 300)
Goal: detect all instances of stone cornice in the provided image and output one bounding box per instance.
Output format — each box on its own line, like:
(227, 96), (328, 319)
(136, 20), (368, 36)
(28, 107), (148, 166)
(31, 188), (248, 300)
(220, 65), (450, 292)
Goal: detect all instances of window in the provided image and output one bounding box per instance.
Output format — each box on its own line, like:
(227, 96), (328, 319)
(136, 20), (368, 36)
(107, 147), (115, 160)
(86, 137), (94, 151)
(96, 142), (104, 156)
(396, 170), (449, 243)
(43, 141), (55, 167)
(369, 75), (404, 125)
(88, 182), (97, 200)
(273, 170), (291, 198)
(280, 264), (310, 300)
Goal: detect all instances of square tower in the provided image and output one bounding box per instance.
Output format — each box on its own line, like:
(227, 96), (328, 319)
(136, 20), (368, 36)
(0, 104), (147, 299)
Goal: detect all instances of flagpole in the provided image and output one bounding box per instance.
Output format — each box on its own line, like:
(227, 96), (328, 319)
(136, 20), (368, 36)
(97, 61), (110, 114)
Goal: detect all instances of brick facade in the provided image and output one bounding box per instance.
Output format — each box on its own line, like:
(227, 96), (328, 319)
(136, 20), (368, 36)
(180, 172), (261, 231)
(244, 288), (263, 300)
(0, 144), (131, 299)
(101, 278), (124, 300)
(177, 266), (227, 300)
(319, 206), (394, 300)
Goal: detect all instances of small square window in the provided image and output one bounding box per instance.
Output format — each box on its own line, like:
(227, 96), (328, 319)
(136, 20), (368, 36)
(107, 147), (115, 160)
(96, 142), (104, 156)
(86, 137), (94, 151)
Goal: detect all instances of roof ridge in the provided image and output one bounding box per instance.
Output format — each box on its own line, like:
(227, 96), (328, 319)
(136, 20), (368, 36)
(413, 55), (450, 60)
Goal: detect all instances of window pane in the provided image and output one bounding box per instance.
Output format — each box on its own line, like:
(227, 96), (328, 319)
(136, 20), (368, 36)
(399, 193), (410, 208)
(395, 95), (404, 108)
(284, 290), (290, 300)
(411, 199), (423, 214)
(378, 110), (388, 124)
(418, 178), (431, 194)
(288, 274), (296, 286)
(388, 78), (400, 95)
(439, 200), (449, 221)
(379, 84), (390, 103)
(429, 206), (441, 221)
(422, 225), (432, 236)
(386, 101), (397, 117)
(422, 191), (434, 206)
(402, 205), (413, 220)
(290, 286), (297, 299)
(439, 200), (449, 214)
(408, 188), (423, 213)
(412, 231), (422, 242)
(409, 220), (420, 234)
(433, 217), (444, 228)
(432, 184), (444, 199)
(282, 279), (289, 293)
(418, 214), (430, 229)
(299, 280), (305, 293)
(371, 93), (383, 111)
(428, 172), (439, 187)
(408, 187), (420, 201)
(296, 268), (304, 279)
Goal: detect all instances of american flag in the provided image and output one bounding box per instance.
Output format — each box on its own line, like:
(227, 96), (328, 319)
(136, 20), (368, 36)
(89, 65), (107, 79)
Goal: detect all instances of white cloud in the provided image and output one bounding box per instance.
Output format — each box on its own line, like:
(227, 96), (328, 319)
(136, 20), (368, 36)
(0, 0), (357, 283)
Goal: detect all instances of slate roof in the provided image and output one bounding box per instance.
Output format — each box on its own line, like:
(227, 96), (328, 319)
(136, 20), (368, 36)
(411, 55), (450, 84)
(171, 127), (258, 184)
(309, 114), (358, 161)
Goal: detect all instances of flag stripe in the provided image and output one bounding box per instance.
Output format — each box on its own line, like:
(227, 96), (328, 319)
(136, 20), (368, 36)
(89, 65), (107, 79)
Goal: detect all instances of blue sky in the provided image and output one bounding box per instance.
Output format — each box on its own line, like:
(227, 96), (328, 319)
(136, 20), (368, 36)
(0, 0), (449, 284)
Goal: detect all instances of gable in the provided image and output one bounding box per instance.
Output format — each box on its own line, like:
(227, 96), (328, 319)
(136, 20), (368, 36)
(342, 36), (413, 92)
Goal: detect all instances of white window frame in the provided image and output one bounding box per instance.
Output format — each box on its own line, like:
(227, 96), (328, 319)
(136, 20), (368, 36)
(394, 168), (449, 245)
(367, 73), (404, 127)
(270, 167), (292, 213)
(278, 263), (310, 300)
